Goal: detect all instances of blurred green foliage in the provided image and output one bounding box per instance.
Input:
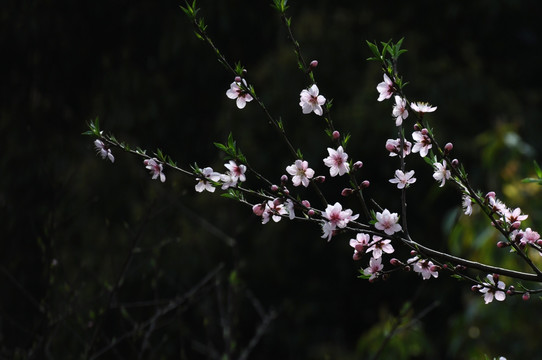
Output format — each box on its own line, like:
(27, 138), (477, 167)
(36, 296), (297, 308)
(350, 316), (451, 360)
(2, 0), (542, 358)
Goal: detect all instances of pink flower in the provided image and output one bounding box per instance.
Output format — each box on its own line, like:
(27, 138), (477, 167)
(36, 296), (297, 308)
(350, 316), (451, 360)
(349, 233), (371, 261)
(411, 131), (432, 157)
(226, 79), (253, 109)
(299, 84), (326, 116)
(321, 202), (359, 241)
(392, 96), (408, 126)
(408, 256), (439, 280)
(195, 167), (221, 192)
(366, 236), (394, 259)
(410, 101), (437, 114)
(374, 209), (402, 235)
(94, 139), (114, 163)
(504, 207), (528, 225)
(479, 274), (506, 304)
(143, 158), (165, 183)
(376, 74), (394, 102)
(323, 146), (349, 177)
(363, 257), (383, 281)
(389, 169), (416, 189)
(433, 160), (451, 187)
(286, 159), (315, 187)
(519, 228), (540, 246)
(385, 138), (412, 157)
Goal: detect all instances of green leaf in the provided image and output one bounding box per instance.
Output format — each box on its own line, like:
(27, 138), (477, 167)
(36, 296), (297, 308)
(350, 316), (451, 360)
(534, 160), (542, 178)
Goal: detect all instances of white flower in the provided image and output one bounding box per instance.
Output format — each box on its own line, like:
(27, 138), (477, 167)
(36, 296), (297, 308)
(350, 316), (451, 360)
(323, 146), (349, 177)
(410, 101), (437, 114)
(226, 79), (253, 109)
(195, 167), (221, 192)
(433, 160), (451, 187)
(479, 274), (506, 304)
(94, 139), (114, 163)
(376, 74), (394, 102)
(299, 84), (326, 116)
(364, 257), (383, 281)
(286, 159), (315, 187)
(392, 96), (408, 126)
(411, 131), (432, 157)
(374, 209), (402, 235)
(389, 169), (416, 189)
(143, 158), (165, 182)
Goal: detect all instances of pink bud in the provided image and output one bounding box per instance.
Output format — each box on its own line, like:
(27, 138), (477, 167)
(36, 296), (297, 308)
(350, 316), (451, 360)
(307, 209), (315, 217)
(281, 175), (288, 184)
(523, 292), (530, 301)
(421, 128), (429, 135)
(341, 188), (353, 197)
(301, 200), (311, 208)
(353, 253), (361, 261)
(444, 142), (453, 152)
(234, 76), (242, 83)
(314, 176), (326, 183)
(361, 180), (370, 188)
(430, 265), (440, 272)
(536, 239), (542, 246)
(403, 265), (411, 272)
(512, 221), (521, 229)
(451, 159), (459, 167)
(283, 188), (290, 195)
(507, 285), (515, 295)
(390, 258), (400, 266)
(486, 191), (496, 200)
(309, 60), (318, 69)
(353, 161), (363, 170)
(413, 124), (420, 131)
(332, 130), (340, 140)
(252, 203), (265, 216)
(471, 285), (480, 292)
(410, 250), (417, 256)
(273, 198), (282, 206)
(497, 241), (508, 248)
(271, 184), (279, 192)
(242, 69), (247, 76)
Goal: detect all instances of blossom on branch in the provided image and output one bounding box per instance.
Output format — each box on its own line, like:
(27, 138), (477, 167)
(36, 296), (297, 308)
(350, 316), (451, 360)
(226, 79), (253, 109)
(195, 167), (221, 192)
(321, 202), (359, 241)
(411, 130), (432, 157)
(144, 158), (166, 183)
(462, 195), (473, 216)
(409, 256), (439, 280)
(376, 74), (394, 102)
(389, 169), (416, 189)
(94, 139), (114, 163)
(385, 138), (412, 157)
(299, 84), (326, 116)
(374, 209), (402, 235)
(286, 159), (315, 187)
(221, 160), (247, 189)
(433, 160), (451, 187)
(364, 257), (383, 281)
(410, 101), (437, 115)
(479, 274), (506, 304)
(349, 233), (371, 261)
(392, 96), (408, 126)
(323, 146), (349, 177)
(366, 236), (394, 259)
(260, 198), (295, 224)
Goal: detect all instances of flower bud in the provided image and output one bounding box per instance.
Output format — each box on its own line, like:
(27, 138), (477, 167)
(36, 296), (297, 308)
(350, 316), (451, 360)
(507, 286), (515, 295)
(314, 176), (326, 183)
(309, 60), (318, 69)
(430, 265), (441, 272)
(353, 161), (363, 170)
(537, 239), (542, 246)
(282, 188), (290, 195)
(485, 191), (496, 201)
(252, 203), (265, 216)
(242, 69), (248, 77)
(332, 130), (340, 140)
(471, 285), (481, 292)
(421, 128), (429, 135)
(281, 174), (288, 184)
(410, 250), (417, 256)
(413, 124), (420, 131)
(271, 184), (279, 192)
(390, 258), (400, 266)
(451, 159), (459, 167)
(361, 180), (370, 188)
(341, 188), (353, 197)
(444, 142), (453, 153)
(492, 273), (499, 282)
(307, 209), (315, 217)
(523, 292), (531, 301)
(512, 221), (522, 229)
(234, 76), (242, 83)
(403, 265), (411, 272)
(301, 200), (311, 208)
(497, 241), (508, 248)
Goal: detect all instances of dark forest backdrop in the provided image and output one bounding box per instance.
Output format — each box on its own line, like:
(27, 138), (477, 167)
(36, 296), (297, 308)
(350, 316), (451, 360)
(2, 0), (542, 359)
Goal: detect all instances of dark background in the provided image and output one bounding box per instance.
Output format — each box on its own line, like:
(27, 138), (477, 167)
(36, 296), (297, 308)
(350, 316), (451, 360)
(2, 0), (542, 359)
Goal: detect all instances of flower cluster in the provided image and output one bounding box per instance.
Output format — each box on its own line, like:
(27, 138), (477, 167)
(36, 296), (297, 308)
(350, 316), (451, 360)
(321, 202), (358, 241)
(195, 161), (247, 193)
